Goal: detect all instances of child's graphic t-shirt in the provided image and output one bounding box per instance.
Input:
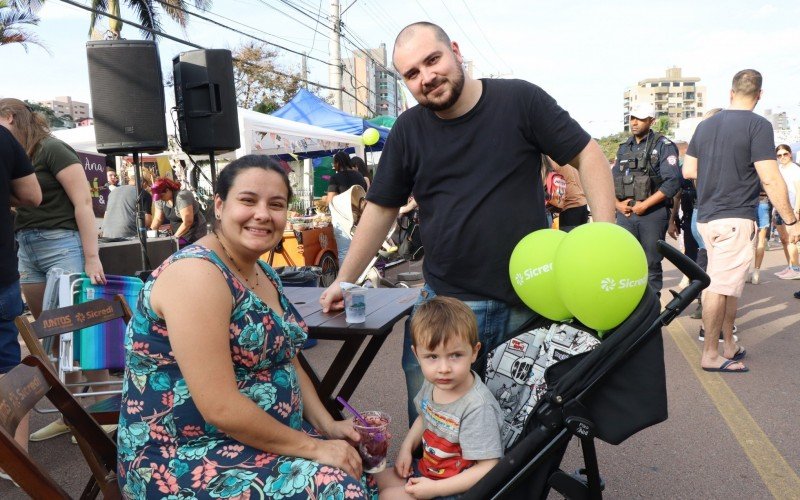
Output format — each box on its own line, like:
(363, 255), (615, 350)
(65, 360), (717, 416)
(413, 371), (504, 479)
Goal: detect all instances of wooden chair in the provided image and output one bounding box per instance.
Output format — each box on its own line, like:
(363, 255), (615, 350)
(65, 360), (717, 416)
(14, 295), (132, 425)
(0, 355), (120, 499)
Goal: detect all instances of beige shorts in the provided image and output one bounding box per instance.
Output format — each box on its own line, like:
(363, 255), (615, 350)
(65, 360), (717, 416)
(697, 218), (756, 297)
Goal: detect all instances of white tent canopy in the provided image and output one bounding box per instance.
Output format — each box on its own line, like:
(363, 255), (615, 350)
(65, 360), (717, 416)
(234, 108), (364, 158)
(54, 108), (364, 158)
(52, 125), (103, 155)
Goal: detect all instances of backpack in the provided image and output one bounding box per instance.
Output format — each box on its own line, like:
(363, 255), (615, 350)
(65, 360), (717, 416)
(544, 170), (567, 212)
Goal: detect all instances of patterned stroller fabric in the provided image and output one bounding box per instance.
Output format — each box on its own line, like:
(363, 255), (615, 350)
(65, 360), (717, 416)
(484, 322), (599, 449)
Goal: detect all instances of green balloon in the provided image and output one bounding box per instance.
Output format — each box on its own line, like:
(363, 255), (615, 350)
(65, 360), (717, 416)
(362, 128), (380, 146)
(554, 222), (647, 331)
(509, 229), (572, 321)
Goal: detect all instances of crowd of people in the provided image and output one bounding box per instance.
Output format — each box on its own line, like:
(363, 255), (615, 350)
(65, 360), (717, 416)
(1, 20), (798, 499)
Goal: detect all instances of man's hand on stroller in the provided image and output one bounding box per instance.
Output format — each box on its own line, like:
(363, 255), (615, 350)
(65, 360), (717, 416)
(320, 281), (345, 312)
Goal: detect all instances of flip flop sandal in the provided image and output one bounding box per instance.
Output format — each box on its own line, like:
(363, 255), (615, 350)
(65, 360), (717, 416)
(728, 346), (746, 362)
(702, 359), (748, 373)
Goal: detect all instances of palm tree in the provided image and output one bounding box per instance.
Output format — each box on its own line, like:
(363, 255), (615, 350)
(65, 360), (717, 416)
(0, 0), (45, 50)
(9, 0), (210, 41)
(88, 0), (211, 40)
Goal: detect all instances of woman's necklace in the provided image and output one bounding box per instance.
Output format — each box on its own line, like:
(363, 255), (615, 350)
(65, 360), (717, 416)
(213, 232), (260, 289)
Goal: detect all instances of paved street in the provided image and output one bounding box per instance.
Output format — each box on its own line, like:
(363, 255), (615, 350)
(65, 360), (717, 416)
(3, 241), (799, 499)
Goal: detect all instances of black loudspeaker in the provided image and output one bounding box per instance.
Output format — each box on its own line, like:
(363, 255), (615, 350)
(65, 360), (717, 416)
(173, 49), (240, 154)
(86, 40), (168, 154)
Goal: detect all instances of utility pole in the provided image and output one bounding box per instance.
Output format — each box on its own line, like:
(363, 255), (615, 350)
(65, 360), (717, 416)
(301, 52), (308, 89)
(328, 0), (343, 110)
(393, 75), (400, 115)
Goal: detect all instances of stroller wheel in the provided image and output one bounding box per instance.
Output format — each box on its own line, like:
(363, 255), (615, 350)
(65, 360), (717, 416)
(318, 252), (339, 287)
(394, 281), (409, 288)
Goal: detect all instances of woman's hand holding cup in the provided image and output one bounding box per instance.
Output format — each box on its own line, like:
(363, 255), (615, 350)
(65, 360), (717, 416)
(313, 439), (363, 479)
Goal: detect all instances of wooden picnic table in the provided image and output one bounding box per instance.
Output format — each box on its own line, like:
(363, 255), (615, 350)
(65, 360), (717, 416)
(285, 286), (419, 418)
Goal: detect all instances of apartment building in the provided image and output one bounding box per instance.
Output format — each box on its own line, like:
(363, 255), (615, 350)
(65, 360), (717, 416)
(623, 67), (705, 132)
(342, 43), (402, 117)
(38, 96), (92, 120)
(764, 109), (790, 133)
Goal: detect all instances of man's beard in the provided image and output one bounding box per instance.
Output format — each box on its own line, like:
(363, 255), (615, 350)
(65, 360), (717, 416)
(419, 65), (465, 112)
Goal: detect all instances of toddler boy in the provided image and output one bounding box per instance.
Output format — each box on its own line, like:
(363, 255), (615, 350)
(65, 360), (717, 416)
(377, 296), (503, 499)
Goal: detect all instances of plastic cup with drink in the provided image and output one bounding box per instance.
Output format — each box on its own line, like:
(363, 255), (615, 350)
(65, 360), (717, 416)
(352, 411), (391, 473)
(340, 282), (367, 324)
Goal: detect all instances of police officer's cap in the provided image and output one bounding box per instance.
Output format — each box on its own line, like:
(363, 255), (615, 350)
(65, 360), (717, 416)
(630, 103), (655, 120)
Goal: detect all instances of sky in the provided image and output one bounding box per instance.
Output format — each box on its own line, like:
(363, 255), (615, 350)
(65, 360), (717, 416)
(4, 0), (800, 138)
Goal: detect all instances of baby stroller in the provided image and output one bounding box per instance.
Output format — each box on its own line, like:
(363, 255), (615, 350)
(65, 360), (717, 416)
(464, 241), (709, 499)
(397, 207), (424, 262)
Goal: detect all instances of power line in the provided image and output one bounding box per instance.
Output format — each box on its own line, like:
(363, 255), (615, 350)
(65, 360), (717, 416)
(57, 0), (390, 116)
(55, 0), (339, 91)
(413, 0), (433, 21)
(438, 0), (500, 76)
(308, 0), (323, 54)
(278, 0), (329, 25)
(253, 0), (333, 43)
(460, 0), (513, 75)
(150, 0), (332, 66)
(358, 0), (400, 40)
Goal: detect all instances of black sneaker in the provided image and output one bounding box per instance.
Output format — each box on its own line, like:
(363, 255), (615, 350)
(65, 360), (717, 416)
(794, 290), (800, 299)
(690, 303), (702, 319)
(698, 325), (738, 343)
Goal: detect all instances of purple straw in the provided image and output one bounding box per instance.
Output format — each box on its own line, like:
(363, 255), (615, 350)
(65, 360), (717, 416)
(336, 396), (371, 427)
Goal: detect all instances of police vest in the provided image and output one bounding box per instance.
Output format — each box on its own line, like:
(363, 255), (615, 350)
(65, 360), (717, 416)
(613, 133), (666, 201)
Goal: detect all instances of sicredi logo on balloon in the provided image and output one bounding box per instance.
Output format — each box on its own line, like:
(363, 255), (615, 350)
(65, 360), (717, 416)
(600, 276), (646, 292)
(515, 263), (553, 286)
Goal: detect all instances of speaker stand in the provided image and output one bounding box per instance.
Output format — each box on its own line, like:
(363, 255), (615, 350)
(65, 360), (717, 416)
(132, 152), (151, 273)
(209, 151), (217, 188)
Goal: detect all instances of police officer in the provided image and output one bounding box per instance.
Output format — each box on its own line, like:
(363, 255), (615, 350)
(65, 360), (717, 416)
(613, 103), (681, 294)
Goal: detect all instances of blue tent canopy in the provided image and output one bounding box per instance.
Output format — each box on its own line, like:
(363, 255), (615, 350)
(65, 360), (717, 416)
(272, 89), (391, 150)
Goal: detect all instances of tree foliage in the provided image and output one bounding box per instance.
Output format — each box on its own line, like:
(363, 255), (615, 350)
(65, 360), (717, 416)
(87, 0), (211, 40)
(232, 41), (312, 113)
(596, 132), (628, 162)
(652, 116), (671, 136)
(0, 0), (44, 50)
(23, 100), (70, 128)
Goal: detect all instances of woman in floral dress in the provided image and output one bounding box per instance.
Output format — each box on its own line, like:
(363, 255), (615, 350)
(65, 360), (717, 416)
(118, 155), (376, 499)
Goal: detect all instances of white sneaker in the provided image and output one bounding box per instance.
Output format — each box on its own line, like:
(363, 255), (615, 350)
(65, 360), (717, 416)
(751, 269), (760, 285)
(779, 268), (800, 280)
(699, 325), (739, 343)
(29, 420), (70, 442)
(679, 275), (690, 288)
(71, 424), (117, 444)
(0, 471), (19, 487)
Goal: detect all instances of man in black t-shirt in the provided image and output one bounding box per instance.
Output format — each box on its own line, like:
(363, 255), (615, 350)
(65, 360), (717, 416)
(319, 22), (616, 422)
(0, 125), (41, 450)
(683, 69), (799, 373)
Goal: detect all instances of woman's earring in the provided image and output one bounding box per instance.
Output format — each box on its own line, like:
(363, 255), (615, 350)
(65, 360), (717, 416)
(215, 213), (221, 220)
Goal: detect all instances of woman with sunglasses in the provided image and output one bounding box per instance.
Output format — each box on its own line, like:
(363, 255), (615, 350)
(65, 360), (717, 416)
(773, 144), (800, 280)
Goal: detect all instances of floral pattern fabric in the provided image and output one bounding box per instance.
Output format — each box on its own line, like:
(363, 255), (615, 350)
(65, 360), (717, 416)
(117, 245), (376, 499)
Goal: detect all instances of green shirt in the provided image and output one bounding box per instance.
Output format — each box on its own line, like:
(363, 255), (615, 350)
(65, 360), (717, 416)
(15, 137), (81, 231)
